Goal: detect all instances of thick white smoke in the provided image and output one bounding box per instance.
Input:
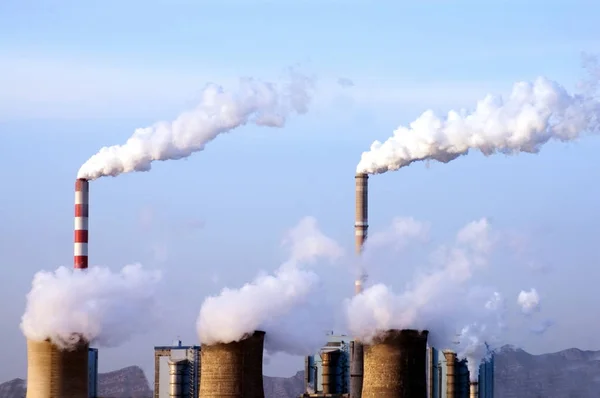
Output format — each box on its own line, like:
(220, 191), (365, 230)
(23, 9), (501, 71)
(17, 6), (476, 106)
(21, 264), (162, 350)
(357, 71), (599, 174)
(347, 218), (507, 381)
(78, 69), (315, 180)
(196, 216), (343, 355)
(346, 218), (496, 342)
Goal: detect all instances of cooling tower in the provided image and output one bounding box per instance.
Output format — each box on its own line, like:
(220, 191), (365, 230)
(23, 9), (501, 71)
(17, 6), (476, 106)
(168, 359), (186, 398)
(74, 178), (89, 269)
(25, 339), (89, 398)
(361, 329), (429, 398)
(321, 349), (342, 394)
(199, 330), (265, 398)
(443, 351), (457, 398)
(469, 381), (479, 398)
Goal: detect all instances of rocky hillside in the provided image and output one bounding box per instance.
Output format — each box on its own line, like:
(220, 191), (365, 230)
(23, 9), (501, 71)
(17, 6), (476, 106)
(5, 345), (600, 397)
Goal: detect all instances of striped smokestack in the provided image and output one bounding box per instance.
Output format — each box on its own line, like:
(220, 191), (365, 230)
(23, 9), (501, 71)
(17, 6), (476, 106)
(74, 179), (89, 269)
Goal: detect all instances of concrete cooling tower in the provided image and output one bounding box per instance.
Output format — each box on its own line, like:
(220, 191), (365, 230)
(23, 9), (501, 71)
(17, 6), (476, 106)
(25, 339), (89, 398)
(199, 330), (265, 398)
(361, 329), (429, 398)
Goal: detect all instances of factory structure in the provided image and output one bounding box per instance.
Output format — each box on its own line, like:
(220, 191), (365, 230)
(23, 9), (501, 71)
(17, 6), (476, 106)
(301, 333), (494, 398)
(24, 171), (497, 398)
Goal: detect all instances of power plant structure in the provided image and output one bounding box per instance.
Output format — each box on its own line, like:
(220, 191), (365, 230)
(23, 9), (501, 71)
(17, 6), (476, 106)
(199, 330), (266, 398)
(361, 329), (429, 398)
(25, 178), (92, 398)
(302, 334), (351, 397)
(154, 340), (201, 398)
(426, 347), (494, 398)
(350, 173), (368, 398)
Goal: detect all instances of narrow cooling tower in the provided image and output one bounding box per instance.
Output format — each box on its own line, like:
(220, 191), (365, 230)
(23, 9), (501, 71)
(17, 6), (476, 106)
(361, 329), (429, 398)
(443, 351), (457, 398)
(469, 381), (479, 398)
(168, 359), (187, 398)
(74, 179), (89, 269)
(199, 330), (265, 398)
(321, 349), (341, 394)
(25, 339), (89, 398)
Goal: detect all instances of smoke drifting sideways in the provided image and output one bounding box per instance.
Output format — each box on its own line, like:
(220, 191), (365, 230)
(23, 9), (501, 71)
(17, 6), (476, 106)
(77, 69), (315, 180)
(356, 63), (600, 175)
(517, 288), (554, 335)
(197, 216), (343, 355)
(21, 264), (162, 350)
(346, 218), (506, 380)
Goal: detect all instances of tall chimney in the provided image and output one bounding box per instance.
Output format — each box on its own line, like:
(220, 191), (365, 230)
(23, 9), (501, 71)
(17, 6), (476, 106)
(199, 330), (265, 398)
(25, 339), (89, 398)
(443, 351), (457, 398)
(74, 179), (89, 269)
(361, 329), (429, 398)
(469, 381), (479, 398)
(354, 173), (368, 256)
(351, 173), (368, 398)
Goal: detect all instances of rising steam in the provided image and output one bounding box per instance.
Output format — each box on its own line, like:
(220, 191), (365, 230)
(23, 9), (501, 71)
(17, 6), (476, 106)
(357, 68), (599, 174)
(21, 264), (162, 349)
(197, 216), (343, 355)
(518, 288), (541, 315)
(347, 218), (506, 380)
(78, 69), (315, 180)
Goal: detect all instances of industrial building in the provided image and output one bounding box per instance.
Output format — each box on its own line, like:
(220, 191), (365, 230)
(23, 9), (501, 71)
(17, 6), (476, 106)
(88, 347), (99, 398)
(303, 333), (494, 398)
(153, 341), (201, 398)
(426, 346), (494, 398)
(302, 334), (351, 397)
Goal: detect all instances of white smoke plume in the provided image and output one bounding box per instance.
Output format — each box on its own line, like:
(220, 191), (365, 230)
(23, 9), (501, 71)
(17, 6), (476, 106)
(456, 291), (506, 381)
(197, 216), (343, 355)
(78, 69), (315, 180)
(517, 288), (541, 315)
(21, 264), (162, 350)
(357, 68), (599, 174)
(346, 218), (497, 343)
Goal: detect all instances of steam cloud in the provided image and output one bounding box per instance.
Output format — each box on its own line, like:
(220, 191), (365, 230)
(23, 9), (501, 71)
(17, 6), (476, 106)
(518, 288), (541, 315)
(21, 264), (162, 349)
(357, 67), (599, 174)
(78, 69), (315, 180)
(197, 216), (343, 355)
(347, 218), (505, 380)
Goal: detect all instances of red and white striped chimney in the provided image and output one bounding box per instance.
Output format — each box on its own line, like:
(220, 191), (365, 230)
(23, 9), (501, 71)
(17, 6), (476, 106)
(74, 179), (89, 269)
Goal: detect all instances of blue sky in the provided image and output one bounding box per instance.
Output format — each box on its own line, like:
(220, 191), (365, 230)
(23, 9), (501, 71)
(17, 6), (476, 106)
(1, 0), (600, 382)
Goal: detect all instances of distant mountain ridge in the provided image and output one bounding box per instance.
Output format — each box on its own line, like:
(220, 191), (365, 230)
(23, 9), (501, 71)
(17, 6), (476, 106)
(4, 345), (600, 398)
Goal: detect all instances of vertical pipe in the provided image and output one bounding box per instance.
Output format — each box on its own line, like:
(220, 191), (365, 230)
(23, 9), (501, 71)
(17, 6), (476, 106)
(444, 351), (456, 398)
(469, 382), (479, 398)
(168, 360), (185, 398)
(354, 173), (368, 257)
(351, 173), (368, 398)
(74, 179), (89, 269)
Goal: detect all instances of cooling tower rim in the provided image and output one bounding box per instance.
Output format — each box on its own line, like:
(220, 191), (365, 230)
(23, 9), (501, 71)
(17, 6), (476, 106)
(371, 328), (429, 344)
